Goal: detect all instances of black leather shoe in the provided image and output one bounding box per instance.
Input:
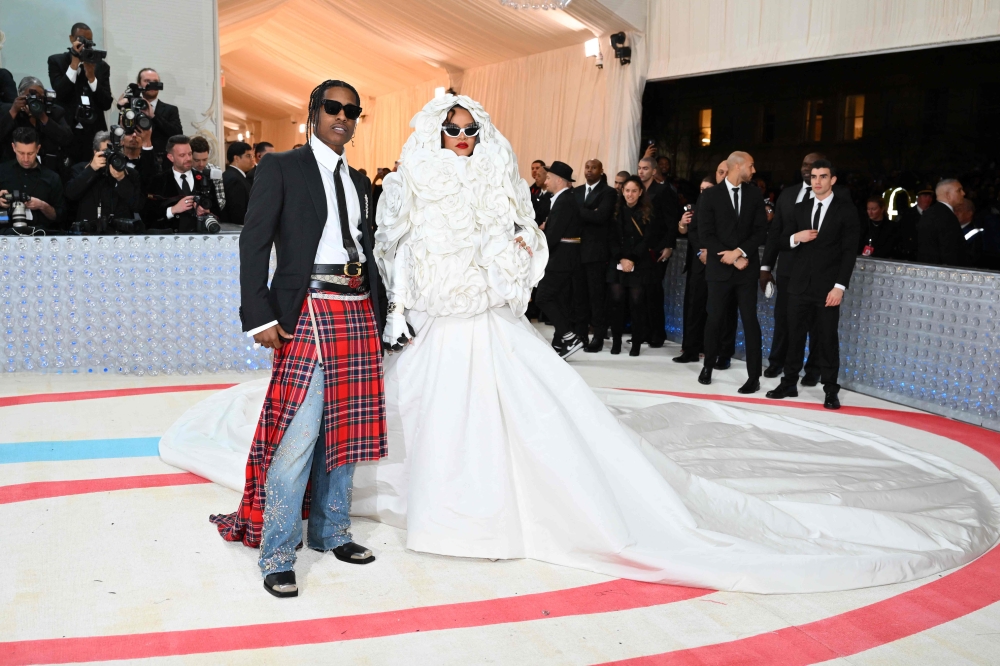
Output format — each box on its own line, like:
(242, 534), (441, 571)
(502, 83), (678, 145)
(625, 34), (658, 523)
(738, 378), (760, 394)
(824, 394), (841, 410)
(763, 364), (783, 378)
(698, 367), (712, 385)
(610, 338), (622, 355)
(648, 340), (665, 349)
(584, 338), (604, 353)
(629, 343), (641, 357)
(765, 382), (798, 400)
(264, 571), (298, 598)
(672, 352), (700, 363)
(332, 542), (375, 565)
(714, 357), (731, 370)
(800, 374), (820, 387)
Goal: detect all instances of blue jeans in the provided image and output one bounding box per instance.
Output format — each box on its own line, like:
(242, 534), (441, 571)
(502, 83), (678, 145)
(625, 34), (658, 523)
(259, 365), (356, 576)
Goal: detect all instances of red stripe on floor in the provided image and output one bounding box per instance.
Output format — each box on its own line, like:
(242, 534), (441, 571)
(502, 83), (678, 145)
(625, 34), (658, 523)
(0, 384), (237, 408)
(0, 579), (709, 664)
(0, 473), (210, 505)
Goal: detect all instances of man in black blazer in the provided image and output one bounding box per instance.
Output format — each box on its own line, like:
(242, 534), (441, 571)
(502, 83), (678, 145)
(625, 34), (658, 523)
(222, 141), (253, 225)
(536, 161), (585, 358)
(143, 135), (214, 232)
(917, 179), (968, 267)
(0, 68), (17, 105)
(47, 23), (113, 164)
(217, 81), (385, 598)
(759, 152), (825, 381)
(122, 69), (183, 162)
(767, 160), (859, 410)
(0, 77), (75, 175)
(696, 152), (768, 394)
(574, 160), (616, 352)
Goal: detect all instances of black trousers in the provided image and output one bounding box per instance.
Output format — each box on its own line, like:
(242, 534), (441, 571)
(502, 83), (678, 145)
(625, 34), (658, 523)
(609, 282), (646, 342)
(769, 272), (818, 374)
(569, 265), (590, 340)
(682, 264), (738, 357)
(645, 260), (669, 344)
(536, 269), (575, 340)
(783, 294), (841, 392)
(582, 260), (609, 339)
(704, 278), (762, 378)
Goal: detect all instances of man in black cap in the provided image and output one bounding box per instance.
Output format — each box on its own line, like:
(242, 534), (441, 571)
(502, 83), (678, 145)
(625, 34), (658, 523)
(535, 160), (585, 359)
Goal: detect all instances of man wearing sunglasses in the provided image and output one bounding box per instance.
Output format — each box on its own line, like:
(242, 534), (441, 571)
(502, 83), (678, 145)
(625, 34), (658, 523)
(212, 80), (388, 599)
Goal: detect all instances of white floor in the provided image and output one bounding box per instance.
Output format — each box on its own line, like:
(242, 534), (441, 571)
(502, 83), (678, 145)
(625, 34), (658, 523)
(2, 331), (999, 665)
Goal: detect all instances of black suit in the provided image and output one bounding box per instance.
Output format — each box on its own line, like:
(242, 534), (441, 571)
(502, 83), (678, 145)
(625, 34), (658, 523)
(574, 179), (615, 339)
(148, 100), (184, 158)
(917, 201), (967, 267)
(645, 182), (680, 345)
(0, 69), (15, 104)
(680, 203), (736, 358)
(536, 189), (582, 341)
(143, 169), (201, 232)
(64, 164), (144, 230)
(0, 103), (74, 174)
(239, 146), (383, 336)
(47, 52), (113, 163)
(697, 181), (768, 378)
(222, 165), (251, 225)
(781, 194), (859, 393)
(531, 184), (551, 225)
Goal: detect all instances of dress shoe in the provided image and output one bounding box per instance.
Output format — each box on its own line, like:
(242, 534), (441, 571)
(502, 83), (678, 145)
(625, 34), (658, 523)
(263, 571), (298, 598)
(332, 542), (375, 565)
(698, 367), (712, 385)
(629, 343), (641, 357)
(584, 337), (604, 353)
(765, 382), (798, 400)
(800, 373), (820, 387)
(824, 393), (841, 410)
(714, 357), (731, 370)
(672, 352), (700, 364)
(610, 338), (622, 355)
(648, 340), (665, 349)
(737, 378), (760, 394)
(763, 364), (783, 378)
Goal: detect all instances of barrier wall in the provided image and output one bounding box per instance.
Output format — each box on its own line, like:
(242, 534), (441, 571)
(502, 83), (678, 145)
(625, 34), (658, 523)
(665, 240), (1000, 432)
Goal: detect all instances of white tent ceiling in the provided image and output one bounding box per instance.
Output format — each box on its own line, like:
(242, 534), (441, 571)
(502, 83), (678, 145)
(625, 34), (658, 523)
(219, 0), (633, 127)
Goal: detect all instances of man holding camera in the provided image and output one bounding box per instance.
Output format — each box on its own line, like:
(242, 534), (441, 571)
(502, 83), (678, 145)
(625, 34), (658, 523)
(120, 69), (182, 162)
(223, 141), (253, 226)
(190, 135), (226, 216)
(0, 127), (64, 232)
(144, 134), (212, 232)
(47, 22), (113, 165)
(65, 129), (143, 233)
(0, 77), (74, 173)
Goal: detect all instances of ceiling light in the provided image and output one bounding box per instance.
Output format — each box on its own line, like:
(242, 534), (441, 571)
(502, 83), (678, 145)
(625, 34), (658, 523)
(584, 38), (600, 58)
(237, 133), (244, 141)
(435, 86), (446, 98)
(298, 123), (306, 134)
(500, 0), (572, 9)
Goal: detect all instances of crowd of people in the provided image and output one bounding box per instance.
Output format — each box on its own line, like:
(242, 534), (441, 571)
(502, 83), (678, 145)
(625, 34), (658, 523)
(0, 22), (274, 235)
(522, 145), (988, 409)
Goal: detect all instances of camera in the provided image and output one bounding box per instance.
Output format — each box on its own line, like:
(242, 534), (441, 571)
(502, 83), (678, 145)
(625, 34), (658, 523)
(119, 84), (153, 135)
(75, 38), (107, 64)
(683, 204), (693, 213)
(191, 171), (221, 234)
(1, 190), (32, 228)
(610, 32), (631, 65)
(25, 90), (55, 118)
(102, 125), (129, 172)
(76, 94), (95, 124)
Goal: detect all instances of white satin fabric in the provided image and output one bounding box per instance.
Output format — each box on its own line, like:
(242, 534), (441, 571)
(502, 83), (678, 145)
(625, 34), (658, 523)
(161, 307), (1000, 594)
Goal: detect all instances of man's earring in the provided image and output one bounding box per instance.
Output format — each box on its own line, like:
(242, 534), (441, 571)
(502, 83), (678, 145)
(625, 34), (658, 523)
(351, 137), (356, 147)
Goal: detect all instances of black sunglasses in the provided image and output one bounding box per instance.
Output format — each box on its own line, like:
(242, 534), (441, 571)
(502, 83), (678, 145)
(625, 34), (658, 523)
(441, 123), (480, 138)
(321, 99), (363, 120)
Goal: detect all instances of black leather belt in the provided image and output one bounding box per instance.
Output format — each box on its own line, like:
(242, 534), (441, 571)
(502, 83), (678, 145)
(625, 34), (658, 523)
(310, 262), (368, 294)
(313, 262), (365, 278)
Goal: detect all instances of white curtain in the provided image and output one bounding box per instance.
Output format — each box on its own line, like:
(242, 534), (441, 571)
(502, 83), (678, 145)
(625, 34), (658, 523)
(601, 31), (647, 178)
(648, 0), (1000, 81)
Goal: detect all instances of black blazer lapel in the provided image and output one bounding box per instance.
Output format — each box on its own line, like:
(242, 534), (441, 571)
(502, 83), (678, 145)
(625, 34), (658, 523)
(297, 146), (327, 230)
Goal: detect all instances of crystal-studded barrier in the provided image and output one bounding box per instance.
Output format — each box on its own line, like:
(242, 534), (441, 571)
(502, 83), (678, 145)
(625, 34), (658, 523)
(1, 234), (274, 377)
(665, 240), (1000, 432)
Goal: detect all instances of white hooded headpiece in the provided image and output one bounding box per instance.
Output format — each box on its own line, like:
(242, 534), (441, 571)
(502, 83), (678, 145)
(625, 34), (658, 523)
(375, 94), (547, 318)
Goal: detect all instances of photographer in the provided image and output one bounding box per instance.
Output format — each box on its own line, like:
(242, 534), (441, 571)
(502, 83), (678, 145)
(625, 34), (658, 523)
(65, 130), (143, 233)
(190, 135), (225, 215)
(47, 22), (113, 164)
(0, 77), (73, 173)
(119, 69), (182, 161)
(222, 141), (252, 225)
(144, 135), (212, 232)
(0, 127), (64, 231)
(120, 125), (158, 191)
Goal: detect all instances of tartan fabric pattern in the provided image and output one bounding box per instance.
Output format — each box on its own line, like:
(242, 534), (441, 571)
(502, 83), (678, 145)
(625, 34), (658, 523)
(210, 291), (387, 547)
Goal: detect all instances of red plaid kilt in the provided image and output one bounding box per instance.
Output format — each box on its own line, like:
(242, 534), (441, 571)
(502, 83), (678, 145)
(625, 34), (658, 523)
(209, 291), (387, 547)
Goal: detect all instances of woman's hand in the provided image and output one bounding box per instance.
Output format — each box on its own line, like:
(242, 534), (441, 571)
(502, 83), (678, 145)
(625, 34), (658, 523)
(514, 236), (533, 257)
(620, 258), (635, 273)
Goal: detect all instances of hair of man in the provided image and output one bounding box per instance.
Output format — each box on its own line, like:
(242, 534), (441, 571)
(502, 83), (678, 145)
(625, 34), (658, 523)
(166, 134), (190, 154)
(305, 79), (361, 143)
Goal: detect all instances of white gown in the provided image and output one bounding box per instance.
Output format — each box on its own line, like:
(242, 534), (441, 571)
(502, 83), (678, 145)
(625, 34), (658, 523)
(161, 94), (1000, 593)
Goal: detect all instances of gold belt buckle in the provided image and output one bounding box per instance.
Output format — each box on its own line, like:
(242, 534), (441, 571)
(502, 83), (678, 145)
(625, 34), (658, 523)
(344, 262), (363, 277)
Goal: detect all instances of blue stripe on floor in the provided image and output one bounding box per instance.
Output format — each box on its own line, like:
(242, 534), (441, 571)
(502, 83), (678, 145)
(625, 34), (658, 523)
(0, 437), (161, 463)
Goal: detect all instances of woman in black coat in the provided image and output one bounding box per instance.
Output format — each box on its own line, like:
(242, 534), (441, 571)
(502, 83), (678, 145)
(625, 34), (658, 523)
(607, 175), (664, 356)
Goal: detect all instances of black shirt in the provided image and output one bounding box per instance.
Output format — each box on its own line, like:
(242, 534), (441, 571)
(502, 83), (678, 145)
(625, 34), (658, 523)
(0, 161), (65, 228)
(65, 163), (144, 230)
(858, 215), (902, 259)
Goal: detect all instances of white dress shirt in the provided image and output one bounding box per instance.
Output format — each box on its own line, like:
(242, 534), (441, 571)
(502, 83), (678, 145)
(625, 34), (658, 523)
(549, 186), (569, 207)
(247, 135), (366, 338)
(64, 64), (99, 92)
(790, 191), (845, 292)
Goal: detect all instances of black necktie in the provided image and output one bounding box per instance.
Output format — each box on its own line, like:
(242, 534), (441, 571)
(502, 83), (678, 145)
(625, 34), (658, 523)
(334, 159), (359, 263)
(812, 201), (822, 230)
(180, 173), (191, 195)
(731, 187), (739, 214)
